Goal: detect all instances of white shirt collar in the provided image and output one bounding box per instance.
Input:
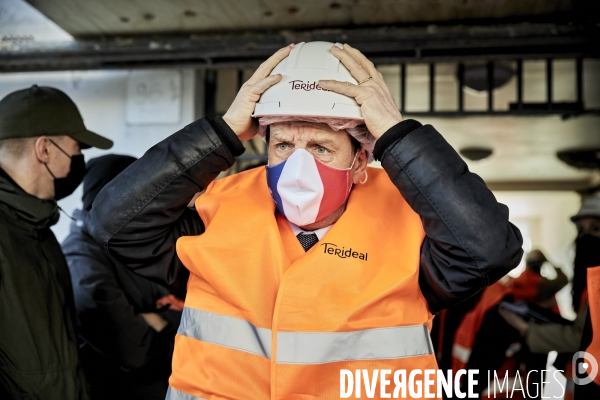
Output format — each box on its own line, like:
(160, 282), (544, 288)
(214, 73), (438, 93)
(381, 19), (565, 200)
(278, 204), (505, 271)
(287, 220), (332, 240)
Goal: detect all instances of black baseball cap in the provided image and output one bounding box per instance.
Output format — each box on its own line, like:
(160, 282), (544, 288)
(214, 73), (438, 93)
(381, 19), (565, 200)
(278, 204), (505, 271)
(0, 85), (113, 149)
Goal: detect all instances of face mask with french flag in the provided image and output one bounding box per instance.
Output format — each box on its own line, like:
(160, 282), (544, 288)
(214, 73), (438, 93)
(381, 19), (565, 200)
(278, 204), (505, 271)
(266, 148), (355, 227)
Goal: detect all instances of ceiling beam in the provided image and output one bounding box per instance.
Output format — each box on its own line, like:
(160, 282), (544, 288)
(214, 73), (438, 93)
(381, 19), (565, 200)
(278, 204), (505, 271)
(1, 23), (598, 72)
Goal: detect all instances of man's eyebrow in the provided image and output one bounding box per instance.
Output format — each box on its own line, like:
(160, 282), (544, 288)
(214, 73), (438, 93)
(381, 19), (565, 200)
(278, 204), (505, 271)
(306, 137), (338, 147)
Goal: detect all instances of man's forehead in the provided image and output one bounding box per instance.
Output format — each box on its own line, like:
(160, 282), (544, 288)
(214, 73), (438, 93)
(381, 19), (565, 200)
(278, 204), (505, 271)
(270, 121), (345, 143)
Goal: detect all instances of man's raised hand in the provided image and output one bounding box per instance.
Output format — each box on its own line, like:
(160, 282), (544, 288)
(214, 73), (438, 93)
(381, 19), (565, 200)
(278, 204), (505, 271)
(319, 44), (403, 140)
(222, 44), (293, 140)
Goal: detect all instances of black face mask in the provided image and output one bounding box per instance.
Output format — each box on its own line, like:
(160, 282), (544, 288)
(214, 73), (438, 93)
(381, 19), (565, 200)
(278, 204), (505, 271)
(44, 140), (87, 200)
(572, 234), (600, 311)
(575, 234), (600, 269)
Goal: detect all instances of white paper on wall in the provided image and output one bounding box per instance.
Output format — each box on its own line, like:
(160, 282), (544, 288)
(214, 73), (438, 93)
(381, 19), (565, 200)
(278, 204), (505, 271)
(126, 69), (182, 125)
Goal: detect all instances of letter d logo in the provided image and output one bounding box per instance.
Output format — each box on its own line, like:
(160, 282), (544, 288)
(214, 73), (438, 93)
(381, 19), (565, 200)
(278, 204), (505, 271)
(572, 351), (599, 385)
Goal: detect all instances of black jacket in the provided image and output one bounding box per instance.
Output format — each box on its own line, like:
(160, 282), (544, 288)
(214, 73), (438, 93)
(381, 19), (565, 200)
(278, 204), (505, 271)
(86, 117), (523, 313)
(0, 168), (89, 400)
(61, 209), (181, 400)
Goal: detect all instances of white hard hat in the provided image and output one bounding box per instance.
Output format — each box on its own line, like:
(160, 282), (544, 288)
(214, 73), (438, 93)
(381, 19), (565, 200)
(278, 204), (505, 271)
(253, 41), (363, 120)
(253, 41), (377, 162)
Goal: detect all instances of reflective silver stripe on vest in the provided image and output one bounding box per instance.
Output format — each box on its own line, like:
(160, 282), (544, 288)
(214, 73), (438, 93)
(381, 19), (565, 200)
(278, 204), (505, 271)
(177, 307), (272, 359)
(276, 324), (433, 365)
(179, 307), (432, 365)
(166, 387), (206, 400)
(452, 344), (471, 363)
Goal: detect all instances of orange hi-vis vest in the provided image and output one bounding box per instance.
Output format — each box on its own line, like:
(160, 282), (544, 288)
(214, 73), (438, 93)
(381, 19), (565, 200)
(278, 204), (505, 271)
(584, 266), (600, 386)
(167, 166), (437, 399)
(509, 269), (560, 314)
(452, 281), (511, 372)
(510, 269), (542, 301)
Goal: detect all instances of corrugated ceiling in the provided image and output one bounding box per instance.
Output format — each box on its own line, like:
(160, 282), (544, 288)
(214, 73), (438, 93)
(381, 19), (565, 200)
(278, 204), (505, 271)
(25, 0), (573, 36)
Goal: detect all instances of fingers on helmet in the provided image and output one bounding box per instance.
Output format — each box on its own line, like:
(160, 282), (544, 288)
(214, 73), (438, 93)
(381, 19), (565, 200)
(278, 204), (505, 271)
(249, 46), (292, 84)
(332, 47), (371, 82)
(319, 80), (360, 98)
(248, 74), (282, 95)
(344, 44), (380, 80)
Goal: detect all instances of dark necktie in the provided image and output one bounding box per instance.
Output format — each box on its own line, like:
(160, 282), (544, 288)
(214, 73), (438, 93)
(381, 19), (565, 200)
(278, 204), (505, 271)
(297, 232), (319, 252)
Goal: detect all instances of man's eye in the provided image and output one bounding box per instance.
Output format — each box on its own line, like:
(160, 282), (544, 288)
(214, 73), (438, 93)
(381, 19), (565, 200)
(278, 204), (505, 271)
(316, 147), (328, 154)
(277, 144), (288, 151)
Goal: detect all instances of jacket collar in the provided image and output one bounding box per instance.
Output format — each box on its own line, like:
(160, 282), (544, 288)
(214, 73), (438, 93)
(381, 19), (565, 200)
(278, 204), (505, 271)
(0, 166), (59, 229)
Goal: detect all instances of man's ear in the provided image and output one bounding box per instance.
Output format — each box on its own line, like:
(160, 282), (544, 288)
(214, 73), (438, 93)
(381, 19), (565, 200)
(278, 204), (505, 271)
(351, 148), (368, 184)
(34, 136), (52, 164)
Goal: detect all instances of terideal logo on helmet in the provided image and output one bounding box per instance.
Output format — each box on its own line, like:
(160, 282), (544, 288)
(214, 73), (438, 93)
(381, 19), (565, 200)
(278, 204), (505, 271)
(252, 41), (362, 120)
(288, 80), (331, 92)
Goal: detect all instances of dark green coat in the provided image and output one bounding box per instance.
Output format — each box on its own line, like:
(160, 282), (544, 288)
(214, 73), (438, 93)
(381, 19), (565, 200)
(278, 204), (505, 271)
(0, 168), (89, 400)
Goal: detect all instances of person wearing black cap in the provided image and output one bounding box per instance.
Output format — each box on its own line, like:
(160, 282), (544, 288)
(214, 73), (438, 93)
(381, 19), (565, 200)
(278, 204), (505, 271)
(62, 154), (183, 400)
(0, 85), (112, 399)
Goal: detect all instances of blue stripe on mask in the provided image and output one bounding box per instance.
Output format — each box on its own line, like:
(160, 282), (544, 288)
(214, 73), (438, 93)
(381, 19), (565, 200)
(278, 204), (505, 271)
(265, 162), (286, 219)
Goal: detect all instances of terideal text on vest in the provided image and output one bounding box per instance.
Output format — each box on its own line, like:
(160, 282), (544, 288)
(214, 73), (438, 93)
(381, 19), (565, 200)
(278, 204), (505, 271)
(321, 242), (368, 260)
